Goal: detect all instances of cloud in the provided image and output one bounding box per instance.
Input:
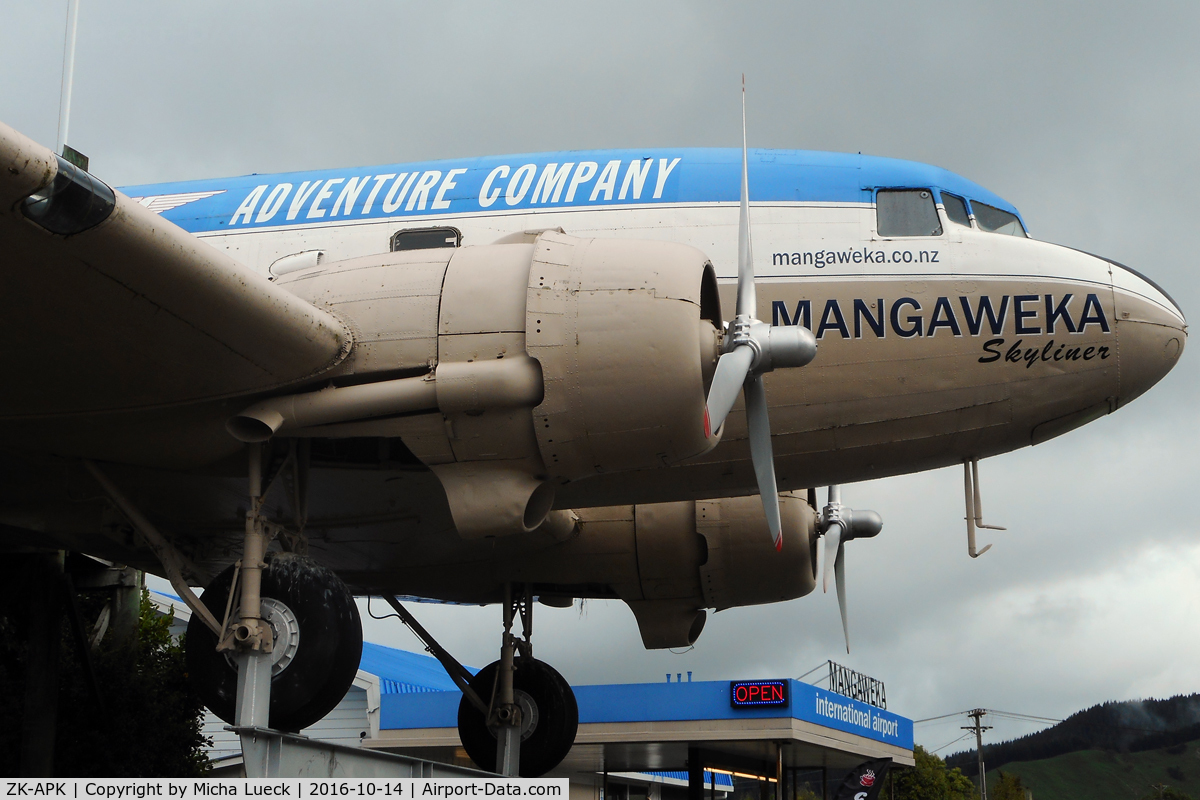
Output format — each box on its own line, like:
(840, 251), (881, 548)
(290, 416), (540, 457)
(9, 0), (1198, 746)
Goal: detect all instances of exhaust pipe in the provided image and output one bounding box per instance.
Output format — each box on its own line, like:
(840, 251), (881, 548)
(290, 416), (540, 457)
(226, 356), (544, 443)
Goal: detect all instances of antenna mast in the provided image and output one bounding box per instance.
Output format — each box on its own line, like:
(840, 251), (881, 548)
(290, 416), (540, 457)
(56, 0), (81, 156)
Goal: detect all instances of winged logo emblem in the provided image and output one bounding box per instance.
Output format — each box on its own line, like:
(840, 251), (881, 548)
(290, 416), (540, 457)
(127, 189), (224, 214)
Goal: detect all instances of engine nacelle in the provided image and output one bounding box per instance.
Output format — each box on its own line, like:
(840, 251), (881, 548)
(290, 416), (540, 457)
(576, 493), (818, 649)
(524, 231), (722, 480)
(273, 231), (723, 538)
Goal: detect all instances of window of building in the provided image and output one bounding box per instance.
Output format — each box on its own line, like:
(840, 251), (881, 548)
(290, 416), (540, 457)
(940, 192), (971, 227)
(390, 226), (462, 252)
(876, 189), (943, 237)
(971, 202), (1026, 237)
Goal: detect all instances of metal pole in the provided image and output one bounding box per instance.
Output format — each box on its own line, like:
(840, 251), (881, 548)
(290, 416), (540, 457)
(57, 0), (80, 154)
(687, 747), (703, 800)
(20, 553), (64, 777)
(776, 744), (784, 800)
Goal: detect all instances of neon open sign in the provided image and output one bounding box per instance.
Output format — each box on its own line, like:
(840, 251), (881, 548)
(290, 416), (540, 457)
(730, 680), (790, 708)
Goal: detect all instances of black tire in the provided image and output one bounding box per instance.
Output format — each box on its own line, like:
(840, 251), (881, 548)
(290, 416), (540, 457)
(185, 552), (363, 732)
(457, 658), (578, 777)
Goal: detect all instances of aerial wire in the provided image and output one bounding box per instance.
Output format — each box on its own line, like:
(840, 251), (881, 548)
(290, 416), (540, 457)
(56, 0), (81, 156)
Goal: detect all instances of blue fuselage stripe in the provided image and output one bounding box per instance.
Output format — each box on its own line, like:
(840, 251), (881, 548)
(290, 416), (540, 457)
(118, 148), (1023, 235)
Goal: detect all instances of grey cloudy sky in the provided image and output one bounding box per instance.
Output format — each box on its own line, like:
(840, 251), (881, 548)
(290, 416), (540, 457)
(3, 1), (1198, 754)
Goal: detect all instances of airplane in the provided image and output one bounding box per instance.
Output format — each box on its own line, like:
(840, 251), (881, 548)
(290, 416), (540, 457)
(0, 97), (1185, 776)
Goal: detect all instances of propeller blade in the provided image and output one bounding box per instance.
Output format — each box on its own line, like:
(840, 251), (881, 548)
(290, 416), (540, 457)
(705, 344), (755, 433)
(734, 74), (756, 321)
(834, 540), (850, 653)
(744, 374), (782, 549)
(823, 521), (841, 594)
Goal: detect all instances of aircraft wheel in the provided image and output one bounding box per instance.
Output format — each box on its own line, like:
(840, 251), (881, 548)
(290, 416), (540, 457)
(457, 658), (579, 777)
(185, 552), (363, 732)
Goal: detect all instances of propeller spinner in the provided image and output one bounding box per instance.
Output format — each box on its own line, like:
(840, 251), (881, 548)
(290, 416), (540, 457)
(704, 78), (817, 550)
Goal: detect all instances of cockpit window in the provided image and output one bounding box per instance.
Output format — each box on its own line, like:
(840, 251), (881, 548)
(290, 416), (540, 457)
(940, 192), (971, 227)
(876, 189), (943, 237)
(971, 201), (1026, 237)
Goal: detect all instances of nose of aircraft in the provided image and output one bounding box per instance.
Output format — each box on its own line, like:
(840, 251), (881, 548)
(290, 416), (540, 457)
(1109, 259), (1187, 407)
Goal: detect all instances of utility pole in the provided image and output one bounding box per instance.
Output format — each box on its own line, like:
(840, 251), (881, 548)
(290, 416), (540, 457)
(962, 709), (992, 800)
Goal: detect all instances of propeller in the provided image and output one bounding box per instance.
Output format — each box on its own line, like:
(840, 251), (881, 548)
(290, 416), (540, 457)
(819, 485), (883, 653)
(705, 76), (817, 550)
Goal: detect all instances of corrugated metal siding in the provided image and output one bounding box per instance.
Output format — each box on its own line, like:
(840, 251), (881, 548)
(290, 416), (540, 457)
(380, 678), (445, 695)
(202, 713), (241, 761)
(301, 687), (369, 746)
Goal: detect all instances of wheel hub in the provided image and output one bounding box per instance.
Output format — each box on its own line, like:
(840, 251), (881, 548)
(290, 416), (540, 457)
(488, 689), (539, 741)
(224, 597), (300, 677)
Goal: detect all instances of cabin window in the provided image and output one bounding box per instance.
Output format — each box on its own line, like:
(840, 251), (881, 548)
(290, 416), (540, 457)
(390, 226), (462, 251)
(876, 189), (943, 237)
(940, 192), (971, 227)
(971, 202), (1027, 237)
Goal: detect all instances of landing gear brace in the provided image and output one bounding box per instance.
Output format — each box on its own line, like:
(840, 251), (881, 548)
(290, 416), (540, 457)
(384, 584), (578, 778)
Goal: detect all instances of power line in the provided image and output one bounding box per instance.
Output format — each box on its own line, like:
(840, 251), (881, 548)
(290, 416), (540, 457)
(987, 710), (1062, 725)
(931, 732), (975, 754)
(918, 708), (1061, 726)
(916, 709), (975, 724)
(796, 662), (825, 681)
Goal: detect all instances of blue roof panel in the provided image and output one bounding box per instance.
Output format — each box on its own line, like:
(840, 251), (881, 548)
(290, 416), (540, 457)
(358, 642), (477, 694)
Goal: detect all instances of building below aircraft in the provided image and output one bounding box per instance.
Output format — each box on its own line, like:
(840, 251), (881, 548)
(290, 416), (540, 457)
(155, 591), (914, 791)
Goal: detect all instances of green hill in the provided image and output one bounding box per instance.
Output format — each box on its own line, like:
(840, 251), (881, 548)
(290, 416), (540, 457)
(947, 694), (1200, 776)
(985, 740), (1200, 800)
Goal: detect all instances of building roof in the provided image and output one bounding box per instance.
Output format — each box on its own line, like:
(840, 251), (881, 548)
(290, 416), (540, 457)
(359, 641), (476, 695)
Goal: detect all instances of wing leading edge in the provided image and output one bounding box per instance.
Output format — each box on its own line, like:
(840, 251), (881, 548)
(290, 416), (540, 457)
(0, 121), (351, 426)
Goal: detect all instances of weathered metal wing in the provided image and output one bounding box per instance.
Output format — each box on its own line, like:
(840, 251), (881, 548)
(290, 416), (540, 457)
(0, 121), (350, 464)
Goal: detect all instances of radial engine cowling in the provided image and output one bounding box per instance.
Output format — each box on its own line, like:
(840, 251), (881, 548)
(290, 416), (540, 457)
(581, 493), (818, 649)
(267, 231), (723, 539)
(525, 231), (723, 480)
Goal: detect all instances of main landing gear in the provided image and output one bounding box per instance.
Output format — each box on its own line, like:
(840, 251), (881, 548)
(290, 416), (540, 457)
(184, 444), (363, 731)
(386, 586), (578, 777)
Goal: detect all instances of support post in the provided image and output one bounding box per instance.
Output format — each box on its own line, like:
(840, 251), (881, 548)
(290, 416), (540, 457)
(108, 568), (142, 649)
(234, 651), (273, 727)
(687, 747), (704, 800)
(776, 744), (784, 800)
(20, 553), (64, 778)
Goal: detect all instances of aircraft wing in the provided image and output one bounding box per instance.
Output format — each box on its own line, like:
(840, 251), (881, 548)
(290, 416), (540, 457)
(0, 121), (350, 424)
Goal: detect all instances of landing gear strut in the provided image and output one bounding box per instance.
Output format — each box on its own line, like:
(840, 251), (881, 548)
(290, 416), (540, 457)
(457, 585), (578, 777)
(185, 444), (362, 731)
(389, 585), (577, 777)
